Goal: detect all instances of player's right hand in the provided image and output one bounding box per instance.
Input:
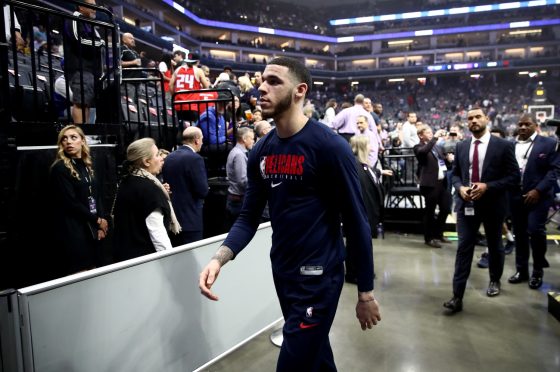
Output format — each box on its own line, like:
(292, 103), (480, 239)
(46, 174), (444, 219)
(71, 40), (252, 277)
(199, 259), (222, 301)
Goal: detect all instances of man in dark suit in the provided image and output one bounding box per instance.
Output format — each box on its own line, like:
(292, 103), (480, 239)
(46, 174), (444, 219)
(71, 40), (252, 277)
(444, 107), (520, 313)
(162, 127), (209, 246)
(414, 125), (452, 248)
(508, 113), (559, 289)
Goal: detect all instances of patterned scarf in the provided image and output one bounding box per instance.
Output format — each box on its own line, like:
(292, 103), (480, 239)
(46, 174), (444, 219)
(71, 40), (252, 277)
(130, 167), (182, 235)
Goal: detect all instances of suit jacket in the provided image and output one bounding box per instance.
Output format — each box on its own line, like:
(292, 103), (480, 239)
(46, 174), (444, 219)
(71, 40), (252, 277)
(162, 146), (209, 232)
(452, 134), (520, 212)
(520, 134), (559, 200)
(414, 137), (446, 187)
(355, 159), (384, 233)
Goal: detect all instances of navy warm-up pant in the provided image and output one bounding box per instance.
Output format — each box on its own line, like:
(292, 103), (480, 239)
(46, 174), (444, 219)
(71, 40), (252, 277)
(273, 264), (345, 372)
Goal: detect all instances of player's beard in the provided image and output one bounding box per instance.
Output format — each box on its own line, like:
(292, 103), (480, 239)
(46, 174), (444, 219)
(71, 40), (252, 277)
(262, 91), (292, 119)
(469, 123), (485, 135)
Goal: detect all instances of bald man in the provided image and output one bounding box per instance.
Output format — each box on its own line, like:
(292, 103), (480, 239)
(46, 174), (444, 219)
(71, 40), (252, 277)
(162, 127), (209, 245)
(254, 120), (272, 141)
(331, 94), (379, 144)
(120, 32), (142, 100)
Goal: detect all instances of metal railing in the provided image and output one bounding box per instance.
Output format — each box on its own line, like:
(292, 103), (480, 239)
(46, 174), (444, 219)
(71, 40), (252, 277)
(381, 148), (423, 209)
(171, 88), (237, 177)
(0, 0), (121, 129)
(120, 67), (174, 150)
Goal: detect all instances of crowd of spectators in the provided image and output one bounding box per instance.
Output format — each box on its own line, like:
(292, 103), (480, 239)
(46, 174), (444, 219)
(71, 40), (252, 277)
(301, 75), (558, 148)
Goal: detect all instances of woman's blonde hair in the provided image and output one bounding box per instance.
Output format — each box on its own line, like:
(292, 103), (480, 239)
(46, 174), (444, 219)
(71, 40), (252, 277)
(350, 135), (370, 165)
(126, 137), (156, 170)
(54, 125), (93, 180)
(237, 75), (253, 93)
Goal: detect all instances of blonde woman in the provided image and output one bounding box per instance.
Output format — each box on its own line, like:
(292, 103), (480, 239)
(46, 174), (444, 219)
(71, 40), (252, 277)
(50, 125), (108, 274)
(238, 75), (258, 110)
(346, 135), (384, 283)
(112, 138), (181, 261)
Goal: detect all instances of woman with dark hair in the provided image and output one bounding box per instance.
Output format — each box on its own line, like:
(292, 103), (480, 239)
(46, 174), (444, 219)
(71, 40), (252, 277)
(50, 125), (108, 274)
(112, 138), (181, 261)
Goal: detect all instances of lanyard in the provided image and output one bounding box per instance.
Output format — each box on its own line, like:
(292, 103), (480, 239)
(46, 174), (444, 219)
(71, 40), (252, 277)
(71, 159), (93, 196)
(521, 140), (534, 160)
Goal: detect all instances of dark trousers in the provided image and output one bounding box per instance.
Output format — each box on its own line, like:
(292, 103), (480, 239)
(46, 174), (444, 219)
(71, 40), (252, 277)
(511, 191), (550, 273)
(226, 195), (244, 230)
(420, 181), (451, 242)
(274, 264), (344, 372)
(171, 230), (203, 247)
(453, 206), (505, 298)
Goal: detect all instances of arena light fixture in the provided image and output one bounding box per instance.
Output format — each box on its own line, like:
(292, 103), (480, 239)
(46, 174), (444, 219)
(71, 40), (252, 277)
(428, 10), (446, 16)
(528, 0), (547, 5)
(415, 29), (434, 36)
(352, 59), (375, 64)
(530, 47), (544, 52)
(475, 5), (493, 12)
(499, 2), (521, 9)
(380, 14), (397, 21)
(351, 81), (360, 85)
(172, 1), (185, 13)
(509, 29), (541, 35)
(337, 36), (355, 43)
(388, 39), (414, 45)
(518, 71), (530, 75)
(505, 48), (525, 54)
(258, 27), (275, 35)
(540, 70), (548, 73)
(510, 21), (530, 28)
(470, 74), (481, 78)
(313, 81), (324, 85)
(449, 7), (470, 14)
(402, 12), (422, 19)
(123, 16), (136, 26)
(388, 78), (405, 82)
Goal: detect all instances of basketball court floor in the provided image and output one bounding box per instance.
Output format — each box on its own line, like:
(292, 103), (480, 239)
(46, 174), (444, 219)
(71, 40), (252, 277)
(204, 232), (560, 372)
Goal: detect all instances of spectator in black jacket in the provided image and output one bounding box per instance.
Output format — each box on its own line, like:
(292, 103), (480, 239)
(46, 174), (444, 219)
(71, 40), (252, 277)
(413, 124), (452, 248)
(63, 0), (105, 124)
